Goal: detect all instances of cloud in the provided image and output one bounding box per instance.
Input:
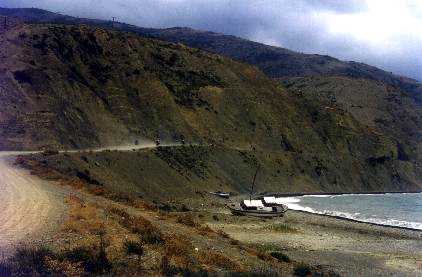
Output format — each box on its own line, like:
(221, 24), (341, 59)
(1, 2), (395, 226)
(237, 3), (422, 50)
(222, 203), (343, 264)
(2, 0), (421, 80)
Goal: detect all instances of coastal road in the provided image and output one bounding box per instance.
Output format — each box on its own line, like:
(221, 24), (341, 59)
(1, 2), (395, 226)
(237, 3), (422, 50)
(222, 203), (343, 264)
(0, 155), (67, 258)
(0, 141), (190, 257)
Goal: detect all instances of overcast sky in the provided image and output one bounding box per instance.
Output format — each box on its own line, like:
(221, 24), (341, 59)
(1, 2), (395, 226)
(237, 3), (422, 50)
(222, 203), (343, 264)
(3, 0), (422, 81)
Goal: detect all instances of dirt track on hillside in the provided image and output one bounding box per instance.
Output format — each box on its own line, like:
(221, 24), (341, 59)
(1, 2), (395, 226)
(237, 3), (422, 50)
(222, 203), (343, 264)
(0, 141), (191, 258)
(0, 157), (68, 258)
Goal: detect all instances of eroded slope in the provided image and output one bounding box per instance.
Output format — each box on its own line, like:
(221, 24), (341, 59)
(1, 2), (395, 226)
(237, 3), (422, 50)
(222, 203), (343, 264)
(0, 22), (420, 194)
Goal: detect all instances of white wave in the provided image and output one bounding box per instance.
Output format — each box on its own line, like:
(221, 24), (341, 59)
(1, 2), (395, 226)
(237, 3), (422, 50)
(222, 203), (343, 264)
(274, 196), (422, 230)
(285, 204), (317, 213)
(274, 197), (301, 204)
(301, 207), (421, 230)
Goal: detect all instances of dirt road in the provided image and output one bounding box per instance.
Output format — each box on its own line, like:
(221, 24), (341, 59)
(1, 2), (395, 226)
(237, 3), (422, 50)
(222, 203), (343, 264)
(0, 156), (68, 258)
(0, 141), (189, 257)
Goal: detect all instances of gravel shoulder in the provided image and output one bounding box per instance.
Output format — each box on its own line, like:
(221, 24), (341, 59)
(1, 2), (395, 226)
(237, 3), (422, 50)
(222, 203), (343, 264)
(0, 156), (69, 258)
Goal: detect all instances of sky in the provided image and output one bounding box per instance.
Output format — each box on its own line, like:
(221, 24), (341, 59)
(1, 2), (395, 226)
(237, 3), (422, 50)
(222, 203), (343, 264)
(2, 0), (422, 81)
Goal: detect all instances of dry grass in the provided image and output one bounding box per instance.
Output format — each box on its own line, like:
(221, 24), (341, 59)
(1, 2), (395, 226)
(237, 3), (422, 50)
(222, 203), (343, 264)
(119, 215), (164, 245)
(44, 256), (84, 276)
(61, 178), (87, 190)
(198, 251), (243, 271)
(107, 206), (130, 219)
(162, 234), (197, 274)
(88, 186), (106, 196)
(13, 157), (61, 180)
(244, 247), (274, 262)
(176, 213), (198, 227)
(62, 195), (105, 235)
(196, 225), (216, 237)
(268, 223), (299, 233)
(216, 229), (231, 239)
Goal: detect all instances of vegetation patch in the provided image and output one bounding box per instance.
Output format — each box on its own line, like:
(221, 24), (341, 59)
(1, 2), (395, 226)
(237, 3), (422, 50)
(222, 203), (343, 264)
(154, 146), (209, 179)
(176, 213), (198, 227)
(198, 251), (243, 271)
(123, 240), (144, 256)
(62, 245), (111, 274)
(268, 223), (299, 233)
(2, 244), (112, 276)
(162, 234), (198, 275)
(270, 251), (291, 263)
(119, 215), (164, 245)
(293, 262), (312, 277)
(62, 195), (105, 235)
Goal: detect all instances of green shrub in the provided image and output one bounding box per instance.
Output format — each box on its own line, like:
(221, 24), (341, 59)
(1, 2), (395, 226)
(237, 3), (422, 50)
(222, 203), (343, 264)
(8, 247), (54, 276)
(140, 227), (164, 245)
(124, 240), (144, 255)
(63, 246), (111, 274)
(294, 262), (312, 276)
(0, 263), (12, 276)
(270, 251), (290, 262)
(269, 223), (298, 233)
(256, 243), (282, 252)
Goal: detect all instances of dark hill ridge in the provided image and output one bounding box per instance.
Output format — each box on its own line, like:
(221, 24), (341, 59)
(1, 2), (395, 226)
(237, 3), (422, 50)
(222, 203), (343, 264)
(0, 21), (420, 195)
(144, 28), (422, 105)
(1, 7), (421, 104)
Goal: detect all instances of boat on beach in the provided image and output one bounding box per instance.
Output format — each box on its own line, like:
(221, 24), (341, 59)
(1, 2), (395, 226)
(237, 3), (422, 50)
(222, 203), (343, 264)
(260, 196), (288, 209)
(227, 165), (288, 217)
(209, 191), (230, 198)
(227, 199), (287, 217)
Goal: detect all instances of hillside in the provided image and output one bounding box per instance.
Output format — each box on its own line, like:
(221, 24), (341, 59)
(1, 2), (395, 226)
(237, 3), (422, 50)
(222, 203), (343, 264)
(147, 28), (422, 104)
(1, 7), (421, 105)
(1, 8), (420, 160)
(0, 19), (420, 199)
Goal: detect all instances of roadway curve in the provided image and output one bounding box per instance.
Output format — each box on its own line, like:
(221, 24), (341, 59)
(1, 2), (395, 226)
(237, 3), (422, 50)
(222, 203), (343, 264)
(0, 141), (188, 257)
(0, 154), (67, 258)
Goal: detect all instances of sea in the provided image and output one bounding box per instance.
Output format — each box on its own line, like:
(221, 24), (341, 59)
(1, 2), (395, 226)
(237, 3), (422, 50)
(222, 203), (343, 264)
(275, 192), (422, 230)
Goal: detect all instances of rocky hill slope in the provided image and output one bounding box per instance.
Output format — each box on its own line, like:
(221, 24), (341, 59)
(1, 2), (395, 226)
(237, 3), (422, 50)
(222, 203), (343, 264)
(1, 7), (420, 105)
(0, 19), (420, 195)
(147, 28), (422, 104)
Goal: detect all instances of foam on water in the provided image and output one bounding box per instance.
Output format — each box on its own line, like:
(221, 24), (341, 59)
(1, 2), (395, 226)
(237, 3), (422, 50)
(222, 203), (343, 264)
(276, 193), (422, 230)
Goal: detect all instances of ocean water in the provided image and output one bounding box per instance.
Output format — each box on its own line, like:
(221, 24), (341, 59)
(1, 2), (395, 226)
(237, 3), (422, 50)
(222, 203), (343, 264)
(275, 193), (422, 230)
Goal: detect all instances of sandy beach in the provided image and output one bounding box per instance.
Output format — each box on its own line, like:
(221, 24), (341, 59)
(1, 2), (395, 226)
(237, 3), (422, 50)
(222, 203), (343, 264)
(203, 208), (422, 276)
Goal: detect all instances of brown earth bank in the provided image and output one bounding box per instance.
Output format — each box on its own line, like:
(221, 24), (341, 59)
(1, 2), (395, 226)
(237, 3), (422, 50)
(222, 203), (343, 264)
(5, 151), (420, 276)
(0, 172), (339, 276)
(14, 146), (422, 209)
(3, 152), (422, 276)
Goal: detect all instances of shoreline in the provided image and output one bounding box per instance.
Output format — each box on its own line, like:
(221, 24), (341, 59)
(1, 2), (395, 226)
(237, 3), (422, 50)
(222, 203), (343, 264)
(290, 209), (422, 232)
(232, 192), (422, 232)
(206, 208), (422, 276)
(270, 190), (422, 197)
